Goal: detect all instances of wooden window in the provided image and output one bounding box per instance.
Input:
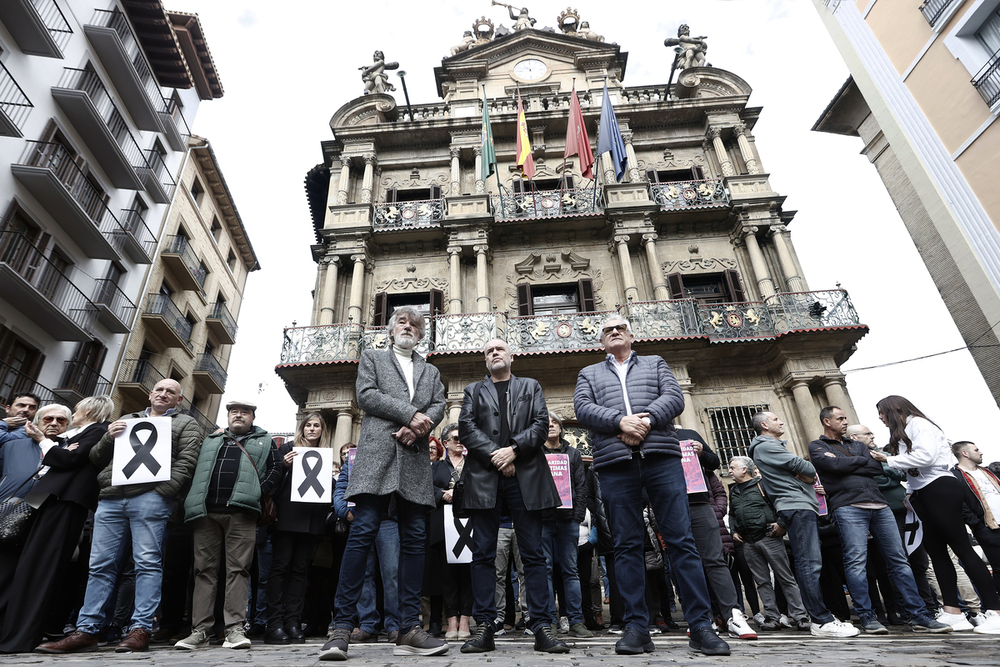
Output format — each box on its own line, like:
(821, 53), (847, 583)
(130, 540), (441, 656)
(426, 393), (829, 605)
(647, 166), (704, 183)
(666, 270), (747, 304)
(516, 280), (594, 316)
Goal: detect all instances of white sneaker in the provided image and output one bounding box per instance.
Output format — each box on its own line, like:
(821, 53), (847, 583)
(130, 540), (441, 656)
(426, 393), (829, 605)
(970, 612), (988, 627)
(973, 610), (1000, 635)
(779, 614), (794, 629)
(753, 612), (766, 626)
(727, 609), (758, 640)
(937, 610), (974, 631)
(810, 619), (860, 638)
(174, 629), (209, 650)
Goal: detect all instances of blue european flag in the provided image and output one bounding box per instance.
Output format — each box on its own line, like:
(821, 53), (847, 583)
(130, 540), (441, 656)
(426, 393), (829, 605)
(597, 82), (628, 183)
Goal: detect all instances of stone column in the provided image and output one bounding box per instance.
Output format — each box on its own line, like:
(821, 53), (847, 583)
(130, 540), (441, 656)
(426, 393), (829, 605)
(708, 127), (735, 177)
(473, 146), (485, 194)
(450, 147), (461, 195)
(318, 256), (341, 325)
(642, 233), (668, 301)
(823, 378), (857, 423)
(337, 159), (351, 205)
(678, 385), (699, 431)
(347, 253), (368, 325)
(448, 246), (463, 313)
(790, 381), (818, 455)
(733, 123), (760, 174)
(769, 226), (806, 292)
(741, 227), (776, 299)
(474, 244), (491, 312)
(360, 153), (376, 204)
(311, 261), (326, 325)
(622, 130), (640, 183)
(448, 402), (462, 427)
(601, 153), (616, 183)
(332, 409), (354, 450)
(614, 235), (639, 303)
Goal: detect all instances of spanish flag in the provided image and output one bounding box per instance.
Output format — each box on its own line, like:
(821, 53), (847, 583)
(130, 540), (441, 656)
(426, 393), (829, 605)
(515, 89), (535, 180)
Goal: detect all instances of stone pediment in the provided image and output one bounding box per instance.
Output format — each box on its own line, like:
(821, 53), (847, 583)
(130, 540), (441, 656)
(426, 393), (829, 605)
(329, 93), (398, 131)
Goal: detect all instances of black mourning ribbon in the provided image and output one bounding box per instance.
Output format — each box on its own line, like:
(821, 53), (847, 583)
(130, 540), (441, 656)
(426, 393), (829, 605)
(903, 517), (921, 547)
(451, 513), (474, 559)
(122, 421), (161, 479)
(297, 450), (326, 497)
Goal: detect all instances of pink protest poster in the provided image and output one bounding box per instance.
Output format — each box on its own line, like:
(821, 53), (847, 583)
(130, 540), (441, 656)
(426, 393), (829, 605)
(545, 453), (573, 509)
(680, 440), (708, 494)
(814, 472), (827, 516)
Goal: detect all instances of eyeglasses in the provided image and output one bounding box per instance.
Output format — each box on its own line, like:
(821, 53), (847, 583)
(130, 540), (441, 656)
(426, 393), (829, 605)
(602, 324), (628, 335)
(41, 416), (68, 424)
(446, 436), (461, 442)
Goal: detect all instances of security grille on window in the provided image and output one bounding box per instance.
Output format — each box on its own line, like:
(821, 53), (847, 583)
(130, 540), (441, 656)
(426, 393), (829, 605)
(706, 404), (769, 470)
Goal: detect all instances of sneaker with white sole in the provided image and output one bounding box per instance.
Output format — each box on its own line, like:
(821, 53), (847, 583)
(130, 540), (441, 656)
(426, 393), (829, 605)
(223, 628), (251, 649)
(973, 610), (1000, 635)
(393, 626), (449, 656)
(937, 610), (974, 631)
(970, 612), (988, 627)
(727, 609), (757, 640)
(753, 612), (766, 626)
(778, 614), (794, 629)
(558, 616), (570, 634)
(174, 629), (209, 650)
(810, 619), (860, 638)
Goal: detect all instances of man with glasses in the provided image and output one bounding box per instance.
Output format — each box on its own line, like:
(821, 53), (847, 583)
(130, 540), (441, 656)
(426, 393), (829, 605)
(574, 316), (730, 656)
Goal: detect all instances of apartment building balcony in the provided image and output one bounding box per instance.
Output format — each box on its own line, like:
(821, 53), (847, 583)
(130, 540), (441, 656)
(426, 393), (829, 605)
(205, 301), (238, 344)
(91, 278), (136, 334)
(0, 231), (98, 341)
(141, 293), (192, 350)
(650, 178), (729, 211)
(491, 186), (604, 222)
(0, 361), (68, 409)
(116, 357), (164, 404)
(118, 206), (156, 263)
(0, 0), (73, 59)
(159, 96), (190, 152)
(0, 60), (33, 137)
(192, 353), (227, 394)
(973, 47), (1000, 111)
(53, 360), (111, 404)
(182, 400), (218, 436)
(161, 234), (207, 291)
(373, 199), (444, 232)
(138, 147), (176, 204)
(51, 68), (146, 189)
(83, 8), (165, 131)
(12, 141), (128, 261)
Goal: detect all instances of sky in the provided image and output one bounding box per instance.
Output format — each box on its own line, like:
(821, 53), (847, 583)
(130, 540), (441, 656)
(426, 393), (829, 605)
(178, 0), (999, 462)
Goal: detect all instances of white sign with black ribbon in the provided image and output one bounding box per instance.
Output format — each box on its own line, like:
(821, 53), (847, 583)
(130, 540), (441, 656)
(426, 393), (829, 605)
(290, 447), (333, 503)
(112, 417), (172, 486)
(444, 504), (474, 564)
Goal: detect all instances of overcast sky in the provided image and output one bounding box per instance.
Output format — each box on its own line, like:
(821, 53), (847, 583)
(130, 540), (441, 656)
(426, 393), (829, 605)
(179, 0), (998, 462)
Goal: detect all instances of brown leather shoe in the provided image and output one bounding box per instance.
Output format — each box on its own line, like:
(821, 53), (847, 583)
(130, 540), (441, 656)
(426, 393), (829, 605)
(115, 628), (151, 653)
(35, 631), (98, 653)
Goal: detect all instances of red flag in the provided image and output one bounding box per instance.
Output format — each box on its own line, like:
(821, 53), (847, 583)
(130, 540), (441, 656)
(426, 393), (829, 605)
(515, 89), (535, 180)
(564, 86), (594, 180)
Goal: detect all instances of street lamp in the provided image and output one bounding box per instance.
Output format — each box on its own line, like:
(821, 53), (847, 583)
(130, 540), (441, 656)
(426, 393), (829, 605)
(397, 70), (414, 121)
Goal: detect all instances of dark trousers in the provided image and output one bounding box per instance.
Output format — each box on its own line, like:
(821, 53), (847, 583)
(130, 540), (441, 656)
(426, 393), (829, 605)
(267, 531), (320, 628)
(158, 520), (193, 634)
(973, 526), (1000, 595)
(442, 563), (473, 618)
(778, 509), (835, 624)
(0, 499), (88, 653)
(469, 475), (550, 630)
(689, 503), (739, 620)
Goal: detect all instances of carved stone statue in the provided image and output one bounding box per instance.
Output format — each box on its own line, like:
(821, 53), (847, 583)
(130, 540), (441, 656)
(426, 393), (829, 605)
(664, 24), (707, 70)
(359, 50), (399, 95)
(578, 21), (604, 42)
(493, 2), (535, 31)
(451, 30), (476, 56)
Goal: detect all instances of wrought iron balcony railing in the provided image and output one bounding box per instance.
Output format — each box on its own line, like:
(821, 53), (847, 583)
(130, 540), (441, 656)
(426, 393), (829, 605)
(163, 234), (208, 288)
(207, 301), (239, 340)
(92, 278), (137, 325)
(766, 289), (860, 334)
(118, 357), (164, 392)
(88, 8), (168, 114)
(973, 46), (1000, 110)
(492, 186), (604, 221)
(143, 293), (192, 347)
(280, 322), (364, 365)
(431, 312), (505, 353)
(195, 353), (227, 391)
(57, 360), (111, 398)
(0, 59), (32, 135)
(0, 360), (68, 408)
(919, 0), (956, 27)
(373, 199), (444, 230)
(695, 300), (776, 342)
(506, 311), (612, 354)
(627, 299), (701, 339)
(120, 207), (157, 258)
(650, 179), (729, 210)
(161, 95), (191, 142)
(182, 399), (218, 436)
(142, 147), (176, 196)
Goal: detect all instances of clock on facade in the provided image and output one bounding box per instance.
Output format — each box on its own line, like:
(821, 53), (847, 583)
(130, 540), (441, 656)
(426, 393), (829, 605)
(513, 58), (547, 81)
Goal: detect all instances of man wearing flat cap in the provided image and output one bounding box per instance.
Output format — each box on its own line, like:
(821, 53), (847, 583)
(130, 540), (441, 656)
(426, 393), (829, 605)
(174, 399), (281, 650)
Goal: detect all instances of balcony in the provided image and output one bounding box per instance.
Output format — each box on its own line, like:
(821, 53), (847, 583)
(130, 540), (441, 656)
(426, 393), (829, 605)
(431, 312), (503, 354)
(193, 353), (227, 394)
(206, 301), (238, 344)
(12, 141), (128, 261)
(0, 60), (33, 137)
(373, 199), (444, 232)
(182, 400), (218, 436)
(973, 47), (1000, 111)
(116, 357), (164, 405)
(766, 290), (861, 335)
(0, 231), (98, 341)
(161, 234), (207, 291)
(0, 361), (68, 409)
(159, 96), (190, 152)
(83, 8), (165, 131)
(138, 148), (176, 204)
(650, 178), (729, 211)
(506, 311), (612, 355)
(279, 323), (364, 366)
(53, 360), (111, 405)
(141, 293), (192, 350)
(51, 68), (146, 189)
(0, 0), (72, 59)
(491, 186), (604, 222)
(92, 278), (136, 334)
(118, 207), (156, 263)
(920, 0), (957, 28)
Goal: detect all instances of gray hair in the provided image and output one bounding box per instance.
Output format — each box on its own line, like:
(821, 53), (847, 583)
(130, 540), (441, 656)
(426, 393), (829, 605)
(75, 395), (114, 424)
(442, 422), (459, 440)
(386, 306), (426, 342)
(548, 411), (563, 429)
(729, 456), (757, 477)
(598, 315), (632, 340)
(751, 411), (769, 435)
(35, 403), (72, 425)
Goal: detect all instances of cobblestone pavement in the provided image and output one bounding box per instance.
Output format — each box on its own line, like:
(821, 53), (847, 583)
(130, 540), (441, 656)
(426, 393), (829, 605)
(0, 630), (997, 667)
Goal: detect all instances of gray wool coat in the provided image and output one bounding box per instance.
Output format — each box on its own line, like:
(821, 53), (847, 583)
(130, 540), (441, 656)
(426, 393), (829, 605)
(346, 347), (446, 507)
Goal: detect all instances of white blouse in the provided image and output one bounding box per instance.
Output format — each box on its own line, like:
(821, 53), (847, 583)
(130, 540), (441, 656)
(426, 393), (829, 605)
(885, 416), (953, 492)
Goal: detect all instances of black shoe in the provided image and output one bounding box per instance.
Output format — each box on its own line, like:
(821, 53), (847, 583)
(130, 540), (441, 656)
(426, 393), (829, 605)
(615, 626), (655, 655)
(245, 624), (266, 638)
(265, 626), (290, 645)
(286, 624), (305, 644)
(533, 625), (569, 653)
(461, 624), (495, 653)
(688, 626), (731, 656)
(429, 622), (442, 637)
(319, 628), (350, 661)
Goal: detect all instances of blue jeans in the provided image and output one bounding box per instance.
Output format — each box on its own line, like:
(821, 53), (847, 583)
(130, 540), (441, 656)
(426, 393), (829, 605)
(334, 495), (425, 631)
(834, 505), (930, 622)
(357, 519), (400, 633)
(778, 509), (835, 624)
(598, 453), (713, 633)
(541, 520), (584, 625)
(75, 492), (173, 634)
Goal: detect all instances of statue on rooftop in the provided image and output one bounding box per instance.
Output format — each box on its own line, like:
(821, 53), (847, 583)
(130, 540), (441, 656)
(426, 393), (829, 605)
(451, 30), (477, 56)
(493, 1), (535, 31)
(664, 24), (708, 70)
(578, 21), (604, 42)
(360, 50), (399, 95)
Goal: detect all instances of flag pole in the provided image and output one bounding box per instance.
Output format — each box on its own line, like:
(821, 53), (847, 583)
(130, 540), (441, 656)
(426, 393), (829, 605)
(484, 85), (504, 215)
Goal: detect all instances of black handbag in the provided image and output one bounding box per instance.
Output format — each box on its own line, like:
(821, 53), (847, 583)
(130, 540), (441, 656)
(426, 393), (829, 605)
(0, 465), (44, 544)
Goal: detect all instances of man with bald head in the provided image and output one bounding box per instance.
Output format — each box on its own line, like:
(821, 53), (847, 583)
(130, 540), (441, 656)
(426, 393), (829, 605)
(38, 379), (202, 654)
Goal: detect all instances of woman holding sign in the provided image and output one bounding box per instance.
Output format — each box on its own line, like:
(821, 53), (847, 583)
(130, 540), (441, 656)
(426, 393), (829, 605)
(265, 413), (333, 644)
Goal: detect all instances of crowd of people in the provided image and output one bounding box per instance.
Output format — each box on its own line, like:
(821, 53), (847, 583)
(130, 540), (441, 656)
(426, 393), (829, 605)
(1, 306), (999, 658)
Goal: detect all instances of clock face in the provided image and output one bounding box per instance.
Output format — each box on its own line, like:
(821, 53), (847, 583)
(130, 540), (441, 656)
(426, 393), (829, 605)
(513, 58), (547, 81)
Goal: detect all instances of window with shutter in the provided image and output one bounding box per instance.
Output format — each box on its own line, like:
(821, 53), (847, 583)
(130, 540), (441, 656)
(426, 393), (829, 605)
(429, 184), (442, 200)
(373, 291), (388, 326)
(723, 269), (746, 303)
(645, 168), (659, 183)
(516, 283), (533, 316)
(667, 272), (685, 300)
(577, 278), (595, 312)
(429, 288), (444, 315)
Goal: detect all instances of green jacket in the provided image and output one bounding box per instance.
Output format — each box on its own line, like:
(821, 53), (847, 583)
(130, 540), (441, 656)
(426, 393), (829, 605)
(729, 477), (781, 543)
(89, 411), (203, 500)
(184, 426), (273, 521)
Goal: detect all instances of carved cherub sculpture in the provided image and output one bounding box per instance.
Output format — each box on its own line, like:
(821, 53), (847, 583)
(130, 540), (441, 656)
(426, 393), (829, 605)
(664, 24), (707, 70)
(360, 50), (399, 95)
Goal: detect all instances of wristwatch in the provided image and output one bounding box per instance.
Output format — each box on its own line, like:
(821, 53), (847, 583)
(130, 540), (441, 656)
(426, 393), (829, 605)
(510, 443), (519, 457)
